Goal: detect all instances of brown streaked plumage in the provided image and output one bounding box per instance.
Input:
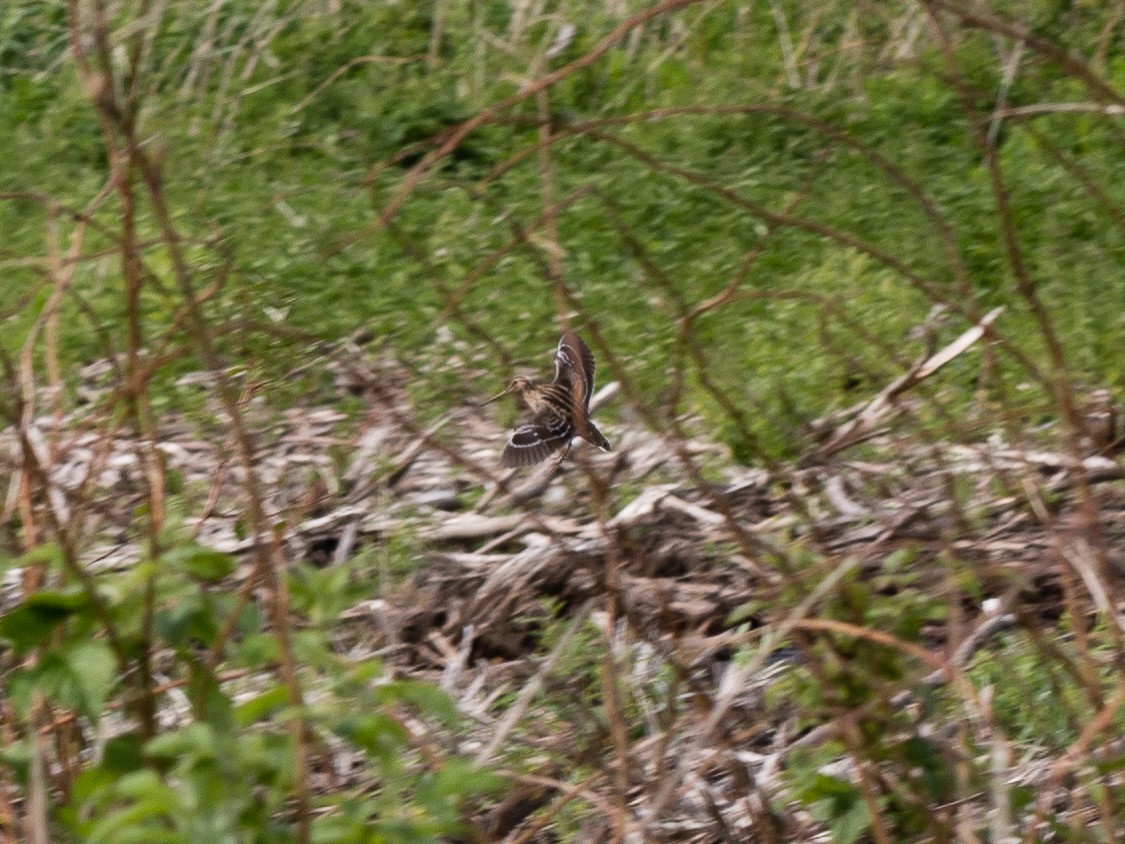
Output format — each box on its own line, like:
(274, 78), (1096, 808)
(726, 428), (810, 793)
(482, 332), (612, 467)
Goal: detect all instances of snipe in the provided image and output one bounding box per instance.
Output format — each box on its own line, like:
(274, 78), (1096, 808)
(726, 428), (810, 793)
(482, 332), (612, 467)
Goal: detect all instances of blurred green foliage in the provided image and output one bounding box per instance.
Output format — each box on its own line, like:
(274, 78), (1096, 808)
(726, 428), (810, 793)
(0, 527), (501, 843)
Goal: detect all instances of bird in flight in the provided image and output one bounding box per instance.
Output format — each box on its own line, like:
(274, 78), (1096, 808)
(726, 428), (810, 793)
(482, 332), (612, 467)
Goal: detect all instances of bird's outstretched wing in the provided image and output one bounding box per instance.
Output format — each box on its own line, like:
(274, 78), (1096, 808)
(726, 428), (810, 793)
(554, 331), (597, 417)
(500, 411), (574, 467)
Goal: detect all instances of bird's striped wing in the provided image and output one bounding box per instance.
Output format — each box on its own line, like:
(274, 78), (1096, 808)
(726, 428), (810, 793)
(554, 332), (597, 416)
(500, 411), (574, 467)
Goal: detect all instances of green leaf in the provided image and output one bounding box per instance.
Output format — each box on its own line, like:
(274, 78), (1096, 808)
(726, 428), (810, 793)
(291, 561), (371, 624)
(64, 640), (117, 722)
(235, 685), (290, 727)
(8, 640), (116, 723)
(900, 736), (950, 800)
(336, 712), (409, 763)
(233, 631), (279, 667)
(830, 799), (871, 844)
(86, 771), (181, 844)
(0, 588), (89, 653)
(430, 759), (506, 799)
(0, 542), (64, 576)
(0, 739), (31, 782)
(146, 724), (218, 764)
(375, 679), (459, 725)
(73, 734), (144, 800)
(152, 594), (219, 649)
(796, 773), (871, 844)
(726, 599), (761, 625)
(164, 544), (237, 582)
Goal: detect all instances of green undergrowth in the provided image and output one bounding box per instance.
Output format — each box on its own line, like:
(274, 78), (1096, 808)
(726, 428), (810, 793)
(0, 533), (504, 843)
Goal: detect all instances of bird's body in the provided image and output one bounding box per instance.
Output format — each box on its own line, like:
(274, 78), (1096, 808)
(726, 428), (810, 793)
(483, 332), (612, 467)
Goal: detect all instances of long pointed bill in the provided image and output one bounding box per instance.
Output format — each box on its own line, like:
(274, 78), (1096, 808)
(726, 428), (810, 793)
(480, 386), (515, 407)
